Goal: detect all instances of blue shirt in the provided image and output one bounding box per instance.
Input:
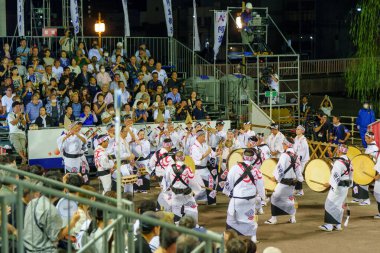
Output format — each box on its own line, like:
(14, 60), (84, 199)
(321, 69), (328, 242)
(356, 109), (375, 128)
(80, 113), (94, 126)
(26, 101), (42, 122)
(16, 46), (30, 65)
(135, 109), (147, 123)
(192, 107), (207, 120)
(71, 102), (82, 119)
(166, 92), (181, 104)
(331, 124), (349, 144)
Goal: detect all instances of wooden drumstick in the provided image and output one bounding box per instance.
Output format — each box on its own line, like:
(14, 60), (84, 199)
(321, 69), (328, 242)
(202, 186), (214, 191)
(310, 179), (326, 186)
(262, 172), (272, 179)
(362, 171), (375, 179)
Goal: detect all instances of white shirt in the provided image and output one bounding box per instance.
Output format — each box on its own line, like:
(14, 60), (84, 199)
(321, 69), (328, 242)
(2, 95), (15, 113)
(329, 155), (353, 189)
(293, 135), (310, 166)
(7, 112), (26, 134)
(152, 69), (168, 85)
(88, 48), (103, 62)
(209, 130), (227, 148)
(148, 148), (174, 177)
(190, 140), (214, 167)
(88, 63), (99, 74)
(130, 139), (151, 159)
(120, 89), (131, 105)
(52, 66), (63, 80)
(94, 146), (114, 172)
(270, 79), (279, 92)
(266, 132), (285, 158)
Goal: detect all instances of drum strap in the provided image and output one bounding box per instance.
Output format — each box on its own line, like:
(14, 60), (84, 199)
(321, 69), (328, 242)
(283, 152), (297, 175)
(170, 164), (189, 188)
(334, 157), (351, 176)
(234, 162), (256, 188)
(155, 151), (172, 171)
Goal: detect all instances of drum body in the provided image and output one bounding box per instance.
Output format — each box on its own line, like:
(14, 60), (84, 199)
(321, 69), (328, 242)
(347, 146), (362, 160)
(261, 158), (278, 191)
(227, 149), (244, 171)
(305, 158), (332, 192)
(352, 154), (376, 185)
(184, 155), (196, 173)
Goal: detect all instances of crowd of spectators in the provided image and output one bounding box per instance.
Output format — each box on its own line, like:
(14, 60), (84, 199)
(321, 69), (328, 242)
(0, 36), (211, 131)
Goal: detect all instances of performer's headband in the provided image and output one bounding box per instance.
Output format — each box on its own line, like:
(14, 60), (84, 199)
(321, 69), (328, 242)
(270, 124), (279, 130)
(162, 140), (173, 148)
(97, 135), (109, 144)
(338, 145), (348, 154)
(365, 131), (375, 138)
(196, 130), (206, 137)
(283, 138), (293, 147)
(297, 125), (305, 132)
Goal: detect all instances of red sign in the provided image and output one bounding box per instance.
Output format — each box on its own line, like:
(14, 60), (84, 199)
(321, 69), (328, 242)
(42, 28), (58, 37)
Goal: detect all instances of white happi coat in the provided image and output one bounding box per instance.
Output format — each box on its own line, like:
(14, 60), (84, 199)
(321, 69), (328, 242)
(293, 135), (310, 171)
(150, 126), (165, 151)
(164, 161), (201, 222)
(223, 161), (266, 236)
(190, 140), (217, 201)
(57, 133), (88, 173)
(255, 144), (271, 162)
(94, 145), (114, 193)
(209, 130), (227, 148)
(131, 138), (151, 187)
(325, 155), (353, 225)
(148, 147), (174, 177)
(271, 148), (303, 216)
(168, 130), (181, 150)
(237, 130), (256, 148)
(184, 133), (197, 155)
(367, 142), (380, 205)
(266, 132), (285, 158)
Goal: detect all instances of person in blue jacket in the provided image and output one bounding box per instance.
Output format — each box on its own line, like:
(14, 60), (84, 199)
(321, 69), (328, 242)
(356, 102), (376, 148)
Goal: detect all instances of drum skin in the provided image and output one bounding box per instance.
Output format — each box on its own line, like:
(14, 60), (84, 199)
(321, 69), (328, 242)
(347, 146), (362, 160)
(352, 154), (376, 185)
(305, 158), (332, 192)
(184, 156), (196, 173)
(261, 158), (278, 191)
(227, 149), (244, 171)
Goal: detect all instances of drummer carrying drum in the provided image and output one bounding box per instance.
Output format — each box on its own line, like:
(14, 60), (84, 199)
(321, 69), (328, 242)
(319, 144), (353, 232)
(264, 137), (303, 225)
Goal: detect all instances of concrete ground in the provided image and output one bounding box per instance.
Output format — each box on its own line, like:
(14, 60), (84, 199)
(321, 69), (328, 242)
(133, 184), (379, 253)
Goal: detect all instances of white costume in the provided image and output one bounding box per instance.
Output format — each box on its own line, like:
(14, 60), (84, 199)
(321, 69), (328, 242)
(57, 132), (89, 178)
(131, 138), (151, 191)
(323, 155), (353, 229)
(209, 130), (227, 149)
(223, 160), (265, 241)
(255, 144), (271, 161)
(266, 132), (285, 158)
(190, 140), (217, 205)
(270, 148), (303, 218)
(150, 125), (165, 151)
(94, 145), (114, 193)
(237, 130), (256, 148)
(164, 161), (201, 223)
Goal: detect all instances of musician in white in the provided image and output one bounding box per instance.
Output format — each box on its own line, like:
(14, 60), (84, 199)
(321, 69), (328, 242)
(190, 130), (220, 205)
(319, 145), (353, 231)
(265, 137), (303, 225)
(293, 125), (310, 196)
(94, 134), (115, 194)
(150, 120), (166, 152)
(254, 135), (272, 161)
(164, 151), (201, 223)
(184, 122), (202, 155)
(131, 129), (151, 192)
(57, 121), (89, 182)
(209, 120), (227, 150)
(223, 149), (266, 243)
(266, 123), (285, 158)
(149, 138), (175, 211)
(362, 132), (380, 215)
(226, 129), (241, 150)
(217, 139), (233, 192)
(237, 122), (256, 148)
(166, 122), (181, 151)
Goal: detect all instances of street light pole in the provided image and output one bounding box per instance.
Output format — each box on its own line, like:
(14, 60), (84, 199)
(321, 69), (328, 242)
(95, 12), (105, 47)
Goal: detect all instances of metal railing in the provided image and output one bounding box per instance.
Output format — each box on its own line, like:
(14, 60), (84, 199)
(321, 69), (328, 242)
(196, 58), (359, 77)
(0, 164), (224, 253)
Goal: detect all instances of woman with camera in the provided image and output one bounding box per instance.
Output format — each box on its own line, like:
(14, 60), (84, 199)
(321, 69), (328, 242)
(7, 101), (28, 164)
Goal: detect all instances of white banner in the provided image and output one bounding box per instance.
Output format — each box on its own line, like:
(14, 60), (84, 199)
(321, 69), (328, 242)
(17, 0), (24, 36)
(122, 0), (130, 37)
(70, 0), (80, 34)
(162, 0), (174, 37)
(213, 11), (227, 60)
(193, 0), (201, 51)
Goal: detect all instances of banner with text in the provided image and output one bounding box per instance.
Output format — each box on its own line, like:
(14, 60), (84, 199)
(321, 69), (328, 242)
(122, 0), (131, 36)
(193, 0), (201, 51)
(162, 0), (174, 37)
(70, 0), (80, 34)
(213, 11), (227, 61)
(17, 0), (25, 36)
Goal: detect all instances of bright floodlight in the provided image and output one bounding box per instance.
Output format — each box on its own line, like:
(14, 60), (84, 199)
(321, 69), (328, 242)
(236, 16), (243, 29)
(95, 22), (105, 33)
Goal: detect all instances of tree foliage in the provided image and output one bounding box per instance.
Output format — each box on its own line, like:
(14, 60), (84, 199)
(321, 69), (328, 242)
(346, 0), (380, 102)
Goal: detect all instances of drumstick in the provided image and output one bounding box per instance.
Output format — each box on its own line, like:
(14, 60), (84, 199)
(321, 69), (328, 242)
(309, 179), (325, 186)
(202, 186), (214, 191)
(262, 172), (272, 179)
(362, 171), (375, 179)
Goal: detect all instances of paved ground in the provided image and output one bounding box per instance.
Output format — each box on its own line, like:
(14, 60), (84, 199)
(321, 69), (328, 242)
(133, 183), (379, 253)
